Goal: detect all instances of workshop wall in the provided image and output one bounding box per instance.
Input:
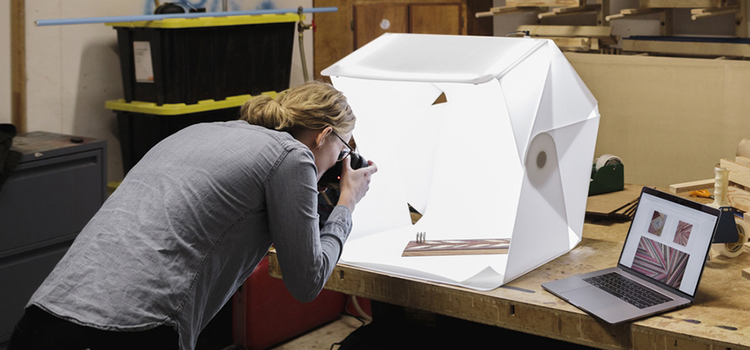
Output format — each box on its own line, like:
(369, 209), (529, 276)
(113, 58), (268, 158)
(13, 0), (312, 182)
(492, 0), (744, 38)
(492, 0), (750, 188)
(6, 0), (750, 187)
(568, 53), (750, 188)
(1, 0), (10, 125)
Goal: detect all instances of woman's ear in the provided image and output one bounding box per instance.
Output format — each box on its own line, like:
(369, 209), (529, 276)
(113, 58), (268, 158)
(315, 126), (333, 149)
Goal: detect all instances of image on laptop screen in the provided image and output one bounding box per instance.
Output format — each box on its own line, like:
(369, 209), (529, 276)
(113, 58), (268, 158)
(618, 191), (718, 297)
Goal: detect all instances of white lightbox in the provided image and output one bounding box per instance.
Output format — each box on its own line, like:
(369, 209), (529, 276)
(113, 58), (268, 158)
(323, 33), (600, 290)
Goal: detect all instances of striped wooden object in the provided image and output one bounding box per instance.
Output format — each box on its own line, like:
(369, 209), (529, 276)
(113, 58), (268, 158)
(402, 238), (511, 257)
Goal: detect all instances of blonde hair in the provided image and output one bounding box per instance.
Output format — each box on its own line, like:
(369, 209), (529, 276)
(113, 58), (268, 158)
(240, 81), (355, 135)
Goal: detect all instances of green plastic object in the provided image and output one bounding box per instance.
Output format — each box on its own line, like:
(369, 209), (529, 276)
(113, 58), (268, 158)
(588, 163), (624, 196)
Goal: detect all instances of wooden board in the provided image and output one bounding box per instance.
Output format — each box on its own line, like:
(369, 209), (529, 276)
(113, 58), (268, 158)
(548, 37), (598, 51)
(477, 5), (540, 18)
(720, 158), (750, 189)
(639, 0), (724, 8)
(10, 0), (26, 133)
(727, 185), (750, 213)
(585, 184), (642, 220)
(742, 267), (750, 280)
(517, 24), (613, 38)
(506, 0), (580, 7)
(668, 181), (750, 213)
(669, 179), (714, 193)
(517, 25), (618, 46)
(537, 4), (602, 20)
(402, 238), (510, 257)
(621, 7), (663, 15)
(691, 5), (741, 20)
(622, 38), (750, 58)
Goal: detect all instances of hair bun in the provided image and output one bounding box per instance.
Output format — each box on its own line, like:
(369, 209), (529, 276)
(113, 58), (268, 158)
(239, 81), (355, 134)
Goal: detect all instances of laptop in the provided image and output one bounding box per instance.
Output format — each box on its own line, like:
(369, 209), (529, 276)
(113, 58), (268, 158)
(542, 186), (721, 324)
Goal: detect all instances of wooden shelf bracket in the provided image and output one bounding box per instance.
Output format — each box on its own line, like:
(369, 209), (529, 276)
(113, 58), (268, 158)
(691, 5), (741, 19)
(605, 7), (664, 21)
(538, 4), (601, 20)
(475, 6), (541, 18)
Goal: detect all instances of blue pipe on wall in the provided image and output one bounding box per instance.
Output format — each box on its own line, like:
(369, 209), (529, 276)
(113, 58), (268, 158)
(35, 7), (337, 26)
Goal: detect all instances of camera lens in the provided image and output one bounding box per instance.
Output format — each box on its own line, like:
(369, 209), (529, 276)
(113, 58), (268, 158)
(319, 153), (367, 186)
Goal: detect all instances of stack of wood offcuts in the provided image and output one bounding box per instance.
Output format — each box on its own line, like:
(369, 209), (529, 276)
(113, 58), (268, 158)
(670, 140), (750, 217)
(476, 0), (619, 52)
(479, 0), (750, 57)
(670, 139), (750, 278)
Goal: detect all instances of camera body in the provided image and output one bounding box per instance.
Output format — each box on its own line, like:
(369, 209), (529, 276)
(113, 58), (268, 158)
(317, 153), (367, 227)
(319, 152), (368, 187)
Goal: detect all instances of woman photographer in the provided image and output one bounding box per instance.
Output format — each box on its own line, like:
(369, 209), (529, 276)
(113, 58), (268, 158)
(9, 81), (377, 350)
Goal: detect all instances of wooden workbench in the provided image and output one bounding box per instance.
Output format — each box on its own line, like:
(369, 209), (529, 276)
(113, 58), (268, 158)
(268, 187), (750, 350)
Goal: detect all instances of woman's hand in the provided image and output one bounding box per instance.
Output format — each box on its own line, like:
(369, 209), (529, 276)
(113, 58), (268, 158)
(336, 157), (378, 212)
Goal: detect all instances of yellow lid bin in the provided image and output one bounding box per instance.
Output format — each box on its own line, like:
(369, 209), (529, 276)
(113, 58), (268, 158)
(105, 92), (277, 173)
(108, 13), (297, 105)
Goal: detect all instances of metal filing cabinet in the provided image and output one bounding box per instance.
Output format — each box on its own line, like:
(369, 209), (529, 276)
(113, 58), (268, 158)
(0, 132), (106, 344)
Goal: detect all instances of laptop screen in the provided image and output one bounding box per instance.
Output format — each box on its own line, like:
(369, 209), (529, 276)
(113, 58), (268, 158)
(618, 187), (720, 297)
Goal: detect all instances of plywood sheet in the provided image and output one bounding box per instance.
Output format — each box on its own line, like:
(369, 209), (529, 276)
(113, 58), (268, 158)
(585, 184), (642, 220)
(565, 52), (750, 189)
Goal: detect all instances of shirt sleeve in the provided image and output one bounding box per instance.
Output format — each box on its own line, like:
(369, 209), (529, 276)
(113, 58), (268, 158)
(265, 148), (352, 303)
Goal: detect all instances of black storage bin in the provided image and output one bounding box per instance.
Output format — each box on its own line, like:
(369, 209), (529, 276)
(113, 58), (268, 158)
(110, 14), (297, 105)
(106, 94), (274, 173)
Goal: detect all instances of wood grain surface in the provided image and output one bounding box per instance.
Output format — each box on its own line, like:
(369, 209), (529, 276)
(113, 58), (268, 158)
(402, 238), (510, 256)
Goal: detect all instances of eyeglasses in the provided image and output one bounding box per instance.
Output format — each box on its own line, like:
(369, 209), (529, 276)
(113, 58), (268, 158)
(331, 131), (355, 162)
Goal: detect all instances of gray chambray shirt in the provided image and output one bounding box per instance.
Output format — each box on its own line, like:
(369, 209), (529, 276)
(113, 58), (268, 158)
(28, 120), (352, 350)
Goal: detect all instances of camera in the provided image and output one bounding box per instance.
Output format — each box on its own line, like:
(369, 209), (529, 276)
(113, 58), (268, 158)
(317, 152), (367, 228)
(319, 152), (368, 188)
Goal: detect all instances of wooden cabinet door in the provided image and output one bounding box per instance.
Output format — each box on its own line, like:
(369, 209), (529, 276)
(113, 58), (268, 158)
(409, 3), (461, 35)
(314, 0), (492, 80)
(353, 3), (408, 49)
(313, 0), (353, 81)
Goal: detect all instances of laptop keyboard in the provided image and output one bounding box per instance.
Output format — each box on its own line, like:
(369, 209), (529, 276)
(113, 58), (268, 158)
(584, 272), (673, 309)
